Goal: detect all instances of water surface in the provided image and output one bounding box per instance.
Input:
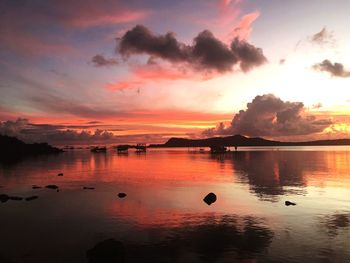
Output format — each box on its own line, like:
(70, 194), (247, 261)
(1, 147), (350, 262)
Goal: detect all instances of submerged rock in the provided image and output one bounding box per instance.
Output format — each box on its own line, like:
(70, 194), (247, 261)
(9, 196), (23, 201)
(285, 201), (296, 206)
(86, 239), (125, 263)
(203, 192), (217, 205)
(25, 196), (39, 201)
(83, 187), (95, 190)
(0, 194), (10, 203)
(32, 185), (41, 189)
(117, 193), (127, 198)
(57, 173), (64, 176)
(45, 185), (59, 190)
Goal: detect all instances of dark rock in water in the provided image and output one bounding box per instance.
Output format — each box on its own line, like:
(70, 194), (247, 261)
(9, 196), (23, 201)
(117, 193), (127, 198)
(86, 239), (125, 263)
(32, 185), (41, 189)
(203, 192), (217, 205)
(25, 196), (39, 201)
(83, 187), (95, 190)
(0, 194), (10, 203)
(285, 201), (296, 206)
(57, 173), (64, 176)
(46, 185), (59, 190)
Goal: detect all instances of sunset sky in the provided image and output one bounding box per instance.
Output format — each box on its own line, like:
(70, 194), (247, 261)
(0, 0), (349, 145)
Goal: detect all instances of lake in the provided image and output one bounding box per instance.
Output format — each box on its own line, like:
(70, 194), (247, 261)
(1, 147), (350, 262)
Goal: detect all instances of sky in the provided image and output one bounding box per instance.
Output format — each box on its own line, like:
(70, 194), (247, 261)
(0, 0), (349, 145)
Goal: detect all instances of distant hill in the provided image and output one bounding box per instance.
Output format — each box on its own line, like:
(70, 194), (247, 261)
(149, 134), (350, 148)
(0, 135), (63, 162)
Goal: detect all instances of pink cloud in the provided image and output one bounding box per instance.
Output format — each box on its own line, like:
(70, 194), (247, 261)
(227, 11), (260, 41)
(0, 0), (149, 56)
(0, 31), (76, 56)
(105, 80), (143, 91)
(131, 64), (212, 81)
(67, 9), (149, 27)
(191, 1), (259, 44)
(104, 63), (218, 93)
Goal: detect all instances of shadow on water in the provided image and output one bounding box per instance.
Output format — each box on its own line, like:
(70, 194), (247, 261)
(87, 215), (274, 263)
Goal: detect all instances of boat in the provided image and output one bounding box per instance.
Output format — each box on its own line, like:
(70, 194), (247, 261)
(116, 145), (129, 152)
(209, 145), (227, 153)
(135, 143), (147, 152)
(90, 146), (107, 153)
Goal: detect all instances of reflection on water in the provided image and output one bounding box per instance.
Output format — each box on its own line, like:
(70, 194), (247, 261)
(320, 212), (350, 237)
(0, 148), (350, 262)
(124, 215), (273, 263)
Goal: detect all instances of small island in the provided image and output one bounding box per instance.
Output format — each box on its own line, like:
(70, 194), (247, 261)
(0, 135), (62, 162)
(149, 134), (350, 148)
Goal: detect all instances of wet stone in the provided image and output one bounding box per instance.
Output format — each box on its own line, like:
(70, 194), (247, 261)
(83, 187), (95, 190)
(87, 239), (125, 263)
(25, 196), (39, 201)
(45, 185), (59, 190)
(0, 194), (10, 203)
(9, 196), (23, 201)
(285, 201), (296, 206)
(117, 193), (127, 198)
(203, 192), (217, 205)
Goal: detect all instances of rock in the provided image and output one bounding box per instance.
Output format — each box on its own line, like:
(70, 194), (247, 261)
(57, 173), (64, 176)
(203, 192), (217, 205)
(0, 194), (10, 203)
(83, 187), (95, 190)
(32, 185), (41, 189)
(87, 239), (125, 263)
(45, 185), (59, 190)
(9, 196), (23, 201)
(25, 196), (39, 201)
(285, 201), (296, 206)
(117, 193), (127, 198)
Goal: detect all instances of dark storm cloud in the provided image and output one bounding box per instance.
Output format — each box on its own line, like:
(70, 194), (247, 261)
(313, 60), (350, 78)
(91, 55), (118, 67)
(230, 38), (267, 72)
(203, 94), (332, 137)
(118, 25), (267, 73)
(191, 30), (238, 72)
(118, 25), (189, 62)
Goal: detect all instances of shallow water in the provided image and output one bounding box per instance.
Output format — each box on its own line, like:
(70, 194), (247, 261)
(1, 147), (350, 262)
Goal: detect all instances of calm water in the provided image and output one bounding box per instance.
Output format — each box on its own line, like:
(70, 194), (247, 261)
(1, 147), (350, 262)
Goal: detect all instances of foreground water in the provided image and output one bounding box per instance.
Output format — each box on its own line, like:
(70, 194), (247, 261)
(0, 147), (350, 262)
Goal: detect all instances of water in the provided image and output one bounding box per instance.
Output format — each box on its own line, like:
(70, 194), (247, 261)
(0, 147), (350, 262)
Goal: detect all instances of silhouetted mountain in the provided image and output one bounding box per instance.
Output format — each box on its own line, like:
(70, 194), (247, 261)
(0, 135), (62, 163)
(149, 134), (350, 148)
